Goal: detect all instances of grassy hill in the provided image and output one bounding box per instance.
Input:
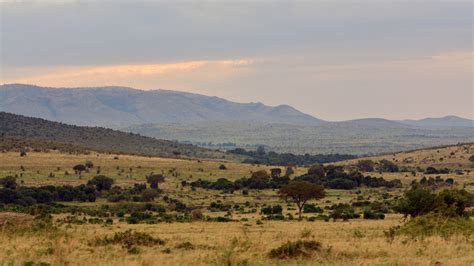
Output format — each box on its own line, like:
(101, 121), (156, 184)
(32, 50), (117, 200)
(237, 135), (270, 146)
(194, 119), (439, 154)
(0, 112), (237, 160)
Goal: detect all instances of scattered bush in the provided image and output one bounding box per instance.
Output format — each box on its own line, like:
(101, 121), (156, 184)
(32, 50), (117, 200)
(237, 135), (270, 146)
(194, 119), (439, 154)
(269, 240), (321, 259)
(93, 229), (165, 249)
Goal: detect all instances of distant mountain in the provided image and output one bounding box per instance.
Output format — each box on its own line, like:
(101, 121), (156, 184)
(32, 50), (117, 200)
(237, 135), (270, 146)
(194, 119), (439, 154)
(1, 83), (473, 155)
(0, 84), (323, 127)
(0, 112), (235, 160)
(398, 116), (474, 128)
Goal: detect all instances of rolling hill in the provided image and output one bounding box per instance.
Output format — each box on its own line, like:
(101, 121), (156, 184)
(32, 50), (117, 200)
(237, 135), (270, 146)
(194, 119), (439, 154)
(0, 112), (236, 160)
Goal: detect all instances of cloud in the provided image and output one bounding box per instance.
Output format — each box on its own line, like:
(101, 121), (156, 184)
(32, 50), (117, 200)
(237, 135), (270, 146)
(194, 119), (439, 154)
(1, 59), (255, 91)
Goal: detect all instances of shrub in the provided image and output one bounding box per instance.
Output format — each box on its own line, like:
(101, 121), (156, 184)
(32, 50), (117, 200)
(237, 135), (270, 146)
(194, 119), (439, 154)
(397, 213), (474, 238)
(303, 204), (323, 213)
(378, 160), (399, 172)
(357, 160), (375, 172)
(363, 209), (385, 220)
(261, 205), (283, 215)
(93, 229), (165, 249)
(469, 154), (474, 163)
(396, 185), (470, 218)
(269, 240), (321, 259)
(329, 204), (359, 220)
(219, 164), (227, 170)
(87, 175), (114, 191)
(0, 176), (17, 189)
(175, 241), (194, 250)
(85, 160), (94, 168)
(146, 174), (165, 190)
(191, 210), (204, 221)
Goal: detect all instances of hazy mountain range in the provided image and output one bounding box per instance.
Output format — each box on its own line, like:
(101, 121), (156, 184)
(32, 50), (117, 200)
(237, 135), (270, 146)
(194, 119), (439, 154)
(1, 84), (473, 155)
(0, 84), (322, 126)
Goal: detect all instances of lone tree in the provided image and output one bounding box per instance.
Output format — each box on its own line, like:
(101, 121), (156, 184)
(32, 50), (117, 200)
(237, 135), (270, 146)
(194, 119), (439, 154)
(73, 164), (87, 175)
(279, 181), (325, 220)
(87, 175), (114, 191)
(146, 174), (165, 189)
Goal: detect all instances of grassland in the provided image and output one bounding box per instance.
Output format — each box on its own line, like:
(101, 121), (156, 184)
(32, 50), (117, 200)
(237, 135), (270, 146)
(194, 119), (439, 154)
(1, 144), (473, 265)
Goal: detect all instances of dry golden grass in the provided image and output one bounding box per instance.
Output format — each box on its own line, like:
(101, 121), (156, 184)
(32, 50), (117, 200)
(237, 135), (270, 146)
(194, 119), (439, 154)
(1, 215), (473, 266)
(0, 150), (307, 187)
(1, 145), (473, 265)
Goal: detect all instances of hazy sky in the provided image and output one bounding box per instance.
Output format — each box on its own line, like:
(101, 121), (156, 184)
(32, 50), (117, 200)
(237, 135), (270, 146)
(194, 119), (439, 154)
(1, 0), (473, 120)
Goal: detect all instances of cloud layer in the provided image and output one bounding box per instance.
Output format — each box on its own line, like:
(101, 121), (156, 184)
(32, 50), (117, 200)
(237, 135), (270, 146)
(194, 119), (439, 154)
(1, 1), (472, 120)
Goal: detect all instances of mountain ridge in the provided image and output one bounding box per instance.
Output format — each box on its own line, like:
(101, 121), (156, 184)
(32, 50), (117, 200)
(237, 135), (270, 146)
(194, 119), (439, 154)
(2, 84), (472, 128)
(0, 84), (324, 127)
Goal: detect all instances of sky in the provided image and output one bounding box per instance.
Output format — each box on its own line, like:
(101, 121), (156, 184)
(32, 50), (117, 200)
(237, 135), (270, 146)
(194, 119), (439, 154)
(0, 0), (473, 121)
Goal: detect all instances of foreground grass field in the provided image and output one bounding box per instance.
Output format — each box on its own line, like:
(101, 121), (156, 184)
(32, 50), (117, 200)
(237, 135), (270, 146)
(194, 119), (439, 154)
(1, 214), (473, 266)
(1, 143), (473, 265)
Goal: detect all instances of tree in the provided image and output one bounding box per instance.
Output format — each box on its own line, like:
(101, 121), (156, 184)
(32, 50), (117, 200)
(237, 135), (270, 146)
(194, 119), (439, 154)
(378, 160), (399, 172)
(0, 176), (17, 189)
(270, 168), (282, 178)
(284, 166), (295, 177)
(87, 175), (114, 191)
(356, 160), (375, 172)
(279, 181), (325, 220)
(146, 174), (165, 189)
(73, 164), (87, 175)
(248, 170), (271, 189)
(469, 155), (474, 163)
(307, 164), (325, 178)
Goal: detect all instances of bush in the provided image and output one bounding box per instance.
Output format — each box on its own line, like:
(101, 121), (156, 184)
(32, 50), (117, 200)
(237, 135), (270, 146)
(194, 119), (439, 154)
(261, 205), (283, 215)
(93, 229), (165, 249)
(363, 209), (385, 220)
(87, 175), (114, 191)
(85, 160), (94, 168)
(357, 160), (375, 172)
(0, 176), (17, 189)
(175, 241), (194, 250)
(269, 240), (321, 259)
(329, 204), (359, 220)
(396, 185), (470, 218)
(303, 204), (323, 213)
(378, 160), (399, 172)
(219, 164), (227, 170)
(397, 213), (474, 238)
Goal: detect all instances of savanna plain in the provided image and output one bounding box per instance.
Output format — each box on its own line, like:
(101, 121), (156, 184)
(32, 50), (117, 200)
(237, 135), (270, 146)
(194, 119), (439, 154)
(0, 143), (473, 266)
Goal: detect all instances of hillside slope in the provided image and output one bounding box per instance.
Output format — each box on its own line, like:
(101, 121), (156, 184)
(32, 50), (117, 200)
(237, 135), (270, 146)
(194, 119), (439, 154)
(0, 84), (323, 127)
(0, 112), (235, 160)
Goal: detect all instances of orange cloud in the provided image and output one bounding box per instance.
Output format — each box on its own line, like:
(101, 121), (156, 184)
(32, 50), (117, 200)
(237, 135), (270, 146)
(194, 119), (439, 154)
(1, 59), (254, 88)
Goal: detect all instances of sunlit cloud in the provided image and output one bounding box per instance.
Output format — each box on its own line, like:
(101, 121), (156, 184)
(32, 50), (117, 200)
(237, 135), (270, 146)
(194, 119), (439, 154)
(1, 59), (255, 90)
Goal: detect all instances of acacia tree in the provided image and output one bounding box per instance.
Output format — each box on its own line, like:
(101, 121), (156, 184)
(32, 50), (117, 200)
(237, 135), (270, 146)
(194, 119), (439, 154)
(279, 181), (325, 220)
(73, 164), (87, 175)
(146, 174), (165, 189)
